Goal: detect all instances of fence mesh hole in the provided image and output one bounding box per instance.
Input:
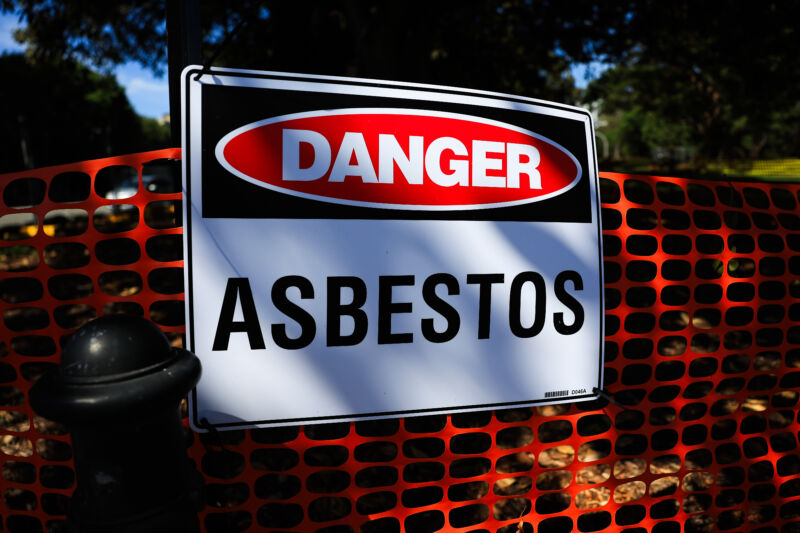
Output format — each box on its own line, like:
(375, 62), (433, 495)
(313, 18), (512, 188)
(95, 165), (138, 199)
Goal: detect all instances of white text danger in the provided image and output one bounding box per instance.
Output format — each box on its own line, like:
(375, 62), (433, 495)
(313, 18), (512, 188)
(281, 129), (542, 188)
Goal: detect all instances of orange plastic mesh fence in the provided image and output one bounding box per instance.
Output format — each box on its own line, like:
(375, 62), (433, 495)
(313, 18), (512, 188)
(1, 151), (799, 533)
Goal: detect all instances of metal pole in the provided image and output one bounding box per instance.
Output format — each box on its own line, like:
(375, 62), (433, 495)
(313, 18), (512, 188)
(167, 0), (201, 147)
(30, 316), (203, 533)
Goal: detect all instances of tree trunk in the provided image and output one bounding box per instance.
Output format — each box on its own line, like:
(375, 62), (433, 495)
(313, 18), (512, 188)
(749, 134), (768, 159)
(18, 114), (33, 169)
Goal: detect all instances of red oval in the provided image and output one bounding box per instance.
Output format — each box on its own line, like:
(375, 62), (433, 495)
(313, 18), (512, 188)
(217, 109), (581, 210)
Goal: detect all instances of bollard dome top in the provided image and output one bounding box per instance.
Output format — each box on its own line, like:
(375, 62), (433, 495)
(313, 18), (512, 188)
(60, 315), (175, 381)
(29, 314), (201, 424)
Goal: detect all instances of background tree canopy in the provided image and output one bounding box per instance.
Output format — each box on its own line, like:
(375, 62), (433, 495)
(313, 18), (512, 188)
(2, 0), (799, 176)
(587, 1), (800, 167)
(0, 53), (169, 172)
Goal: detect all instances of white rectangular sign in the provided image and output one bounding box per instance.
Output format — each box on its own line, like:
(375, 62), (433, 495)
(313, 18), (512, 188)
(182, 67), (604, 430)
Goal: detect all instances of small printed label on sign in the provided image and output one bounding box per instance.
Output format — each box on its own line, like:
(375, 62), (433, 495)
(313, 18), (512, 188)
(182, 67), (604, 430)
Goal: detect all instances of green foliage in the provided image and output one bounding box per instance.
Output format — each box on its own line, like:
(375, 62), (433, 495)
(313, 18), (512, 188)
(601, 106), (694, 159)
(589, 0), (800, 162)
(1, 0), (168, 73)
(0, 0), (635, 102)
(0, 53), (169, 172)
(2, 0), (800, 172)
(639, 112), (692, 152)
(139, 116), (170, 147)
(764, 102), (800, 158)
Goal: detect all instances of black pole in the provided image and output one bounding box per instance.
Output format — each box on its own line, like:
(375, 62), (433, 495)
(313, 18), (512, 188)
(167, 0), (201, 147)
(30, 316), (203, 533)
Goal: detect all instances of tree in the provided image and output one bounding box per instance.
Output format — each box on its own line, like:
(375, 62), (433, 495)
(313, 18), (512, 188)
(0, 0), (635, 102)
(0, 1), (646, 172)
(588, 0), (800, 161)
(4, 0), (800, 168)
(1, 1), (168, 72)
(0, 53), (168, 171)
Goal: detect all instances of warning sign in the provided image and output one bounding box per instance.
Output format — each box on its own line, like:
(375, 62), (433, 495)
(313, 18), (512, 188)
(182, 67), (604, 430)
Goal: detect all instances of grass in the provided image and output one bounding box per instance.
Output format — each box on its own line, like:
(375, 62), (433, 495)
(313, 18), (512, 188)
(705, 158), (800, 181)
(600, 158), (800, 182)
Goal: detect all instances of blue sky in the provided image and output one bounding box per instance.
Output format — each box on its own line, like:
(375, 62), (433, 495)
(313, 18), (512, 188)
(112, 61), (170, 119)
(1, 12), (602, 119)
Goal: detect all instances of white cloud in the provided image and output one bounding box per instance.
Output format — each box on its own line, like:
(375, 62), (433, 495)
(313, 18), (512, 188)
(115, 61), (170, 118)
(126, 76), (168, 95)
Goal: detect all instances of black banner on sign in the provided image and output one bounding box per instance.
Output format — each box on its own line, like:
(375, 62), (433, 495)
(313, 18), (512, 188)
(194, 73), (594, 222)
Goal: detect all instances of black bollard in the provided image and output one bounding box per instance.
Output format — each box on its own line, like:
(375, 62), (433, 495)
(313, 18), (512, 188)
(30, 315), (203, 533)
